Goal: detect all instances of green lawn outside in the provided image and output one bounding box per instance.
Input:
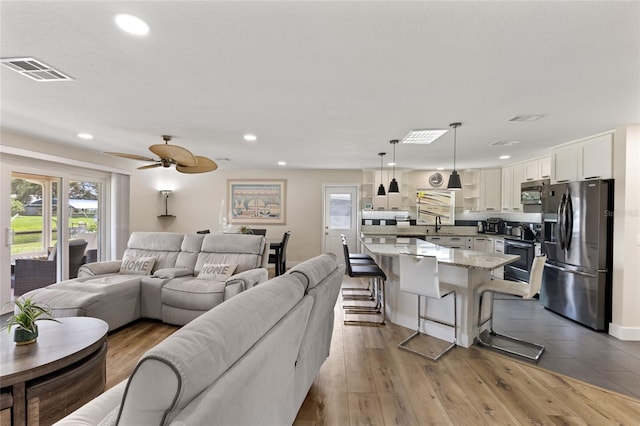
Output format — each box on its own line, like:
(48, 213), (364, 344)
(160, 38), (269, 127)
(11, 215), (97, 255)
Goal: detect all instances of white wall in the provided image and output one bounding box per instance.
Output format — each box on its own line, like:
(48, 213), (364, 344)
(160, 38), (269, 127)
(610, 125), (640, 339)
(129, 167), (363, 265)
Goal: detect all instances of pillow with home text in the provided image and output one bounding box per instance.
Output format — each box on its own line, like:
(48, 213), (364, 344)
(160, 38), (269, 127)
(197, 263), (237, 281)
(120, 256), (156, 275)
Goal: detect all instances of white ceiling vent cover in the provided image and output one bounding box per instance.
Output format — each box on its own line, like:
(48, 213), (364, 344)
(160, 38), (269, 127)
(0, 57), (73, 81)
(490, 140), (520, 146)
(508, 114), (545, 122)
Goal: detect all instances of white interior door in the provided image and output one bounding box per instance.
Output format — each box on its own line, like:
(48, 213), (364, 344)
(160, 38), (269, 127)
(323, 185), (359, 266)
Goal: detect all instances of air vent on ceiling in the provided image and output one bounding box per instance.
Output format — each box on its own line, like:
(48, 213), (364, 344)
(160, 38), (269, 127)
(0, 57), (73, 81)
(490, 140), (520, 146)
(214, 158), (231, 162)
(508, 114), (545, 122)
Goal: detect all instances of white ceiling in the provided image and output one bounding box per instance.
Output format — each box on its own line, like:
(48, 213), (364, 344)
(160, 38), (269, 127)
(1, 1), (638, 171)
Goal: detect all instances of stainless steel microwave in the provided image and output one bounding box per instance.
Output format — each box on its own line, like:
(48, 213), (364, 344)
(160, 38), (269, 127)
(521, 179), (550, 213)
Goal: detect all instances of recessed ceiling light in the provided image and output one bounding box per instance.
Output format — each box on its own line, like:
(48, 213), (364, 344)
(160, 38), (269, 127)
(114, 14), (150, 36)
(244, 134), (257, 142)
(436, 167), (444, 171)
(278, 161), (286, 166)
(401, 129), (448, 144)
(508, 114), (545, 122)
(77, 133), (93, 140)
(499, 155), (511, 160)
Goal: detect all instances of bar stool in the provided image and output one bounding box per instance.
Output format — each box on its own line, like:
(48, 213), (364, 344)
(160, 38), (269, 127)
(476, 254), (547, 362)
(340, 235), (377, 299)
(397, 254), (457, 361)
(342, 242), (386, 326)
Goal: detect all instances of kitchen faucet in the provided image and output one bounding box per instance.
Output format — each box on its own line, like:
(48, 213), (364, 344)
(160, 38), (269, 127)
(435, 215), (442, 233)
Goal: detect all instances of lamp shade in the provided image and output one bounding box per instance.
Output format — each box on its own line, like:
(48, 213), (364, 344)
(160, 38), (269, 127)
(388, 178), (399, 193)
(447, 170), (462, 190)
(377, 183), (386, 196)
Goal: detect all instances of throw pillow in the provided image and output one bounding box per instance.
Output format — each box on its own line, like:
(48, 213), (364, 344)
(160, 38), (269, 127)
(197, 263), (237, 281)
(120, 256), (156, 275)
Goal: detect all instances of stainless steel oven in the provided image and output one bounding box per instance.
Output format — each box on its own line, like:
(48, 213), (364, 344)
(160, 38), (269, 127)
(504, 237), (535, 283)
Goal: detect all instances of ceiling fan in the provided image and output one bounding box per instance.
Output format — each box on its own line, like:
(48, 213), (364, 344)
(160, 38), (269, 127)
(104, 135), (218, 173)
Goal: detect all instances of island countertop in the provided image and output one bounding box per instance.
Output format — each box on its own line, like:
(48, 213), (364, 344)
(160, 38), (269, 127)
(360, 236), (519, 271)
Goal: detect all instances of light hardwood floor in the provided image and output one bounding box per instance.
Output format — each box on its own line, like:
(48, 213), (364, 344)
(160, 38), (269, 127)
(105, 286), (640, 425)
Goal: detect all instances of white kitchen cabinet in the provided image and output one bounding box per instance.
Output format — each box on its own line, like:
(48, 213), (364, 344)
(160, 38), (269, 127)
(523, 156), (551, 181)
(552, 144), (579, 183)
(473, 237), (493, 252)
(364, 169), (411, 210)
(480, 168), (501, 211)
(493, 238), (504, 279)
(580, 133), (613, 180)
(539, 156), (551, 179)
(551, 132), (613, 183)
(426, 236), (473, 249)
(462, 169), (480, 211)
(501, 164), (523, 212)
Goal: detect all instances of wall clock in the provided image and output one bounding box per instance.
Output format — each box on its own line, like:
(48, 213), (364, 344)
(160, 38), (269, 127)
(429, 172), (443, 187)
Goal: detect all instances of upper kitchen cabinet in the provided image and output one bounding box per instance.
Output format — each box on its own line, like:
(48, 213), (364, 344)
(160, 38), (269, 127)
(579, 133), (613, 181)
(461, 169), (480, 211)
(523, 156), (551, 181)
(479, 168), (501, 211)
(363, 169), (410, 210)
(551, 132), (613, 183)
(501, 163), (523, 212)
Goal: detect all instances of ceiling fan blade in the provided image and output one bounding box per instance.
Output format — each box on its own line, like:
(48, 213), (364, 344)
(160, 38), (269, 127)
(103, 152), (156, 162)
(176, 156), (218, 173)
(149, 144), (197, 167)
(137, 163), (163, 170)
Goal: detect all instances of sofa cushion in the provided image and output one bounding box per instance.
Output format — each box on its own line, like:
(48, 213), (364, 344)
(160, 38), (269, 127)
(197, 263), (237, 281)
(161, 279), (227, 311)
(117, 274), (307, 425)
(196, 234), (265, 274)
(119, 256), (156, 275)
(18, 288), (102, 317)
(123, 232), (185, 272)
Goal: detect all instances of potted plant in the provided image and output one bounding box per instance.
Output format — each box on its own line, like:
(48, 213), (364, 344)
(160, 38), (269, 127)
(1, 298), (60, 345)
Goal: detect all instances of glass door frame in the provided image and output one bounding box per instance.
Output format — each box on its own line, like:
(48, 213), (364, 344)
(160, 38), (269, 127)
(1, 158), (111, 311)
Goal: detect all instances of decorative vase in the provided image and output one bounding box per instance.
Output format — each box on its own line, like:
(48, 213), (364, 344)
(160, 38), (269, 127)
(14, 325), (38, 345)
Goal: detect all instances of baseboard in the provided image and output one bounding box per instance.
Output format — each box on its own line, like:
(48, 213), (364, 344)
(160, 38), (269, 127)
(608, 322), (640, 341)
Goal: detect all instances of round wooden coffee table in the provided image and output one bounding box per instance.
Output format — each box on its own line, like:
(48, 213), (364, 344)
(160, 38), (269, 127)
(0, 316), (108, 426)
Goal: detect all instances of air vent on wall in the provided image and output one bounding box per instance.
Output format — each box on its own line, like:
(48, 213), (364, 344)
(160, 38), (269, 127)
(0, 57), (73, 81)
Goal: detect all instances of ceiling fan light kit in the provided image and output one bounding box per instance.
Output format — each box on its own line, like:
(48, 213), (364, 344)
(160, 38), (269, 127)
(104, 135), (217, 173)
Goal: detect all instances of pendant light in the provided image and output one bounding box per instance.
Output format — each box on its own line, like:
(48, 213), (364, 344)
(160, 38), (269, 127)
(388, 139), (400, 193)
(447, 122), (462, 190)
(377, 152), (387, 196)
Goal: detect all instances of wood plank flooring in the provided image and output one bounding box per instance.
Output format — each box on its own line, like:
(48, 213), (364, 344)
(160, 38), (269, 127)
(105, 278), (640, 425)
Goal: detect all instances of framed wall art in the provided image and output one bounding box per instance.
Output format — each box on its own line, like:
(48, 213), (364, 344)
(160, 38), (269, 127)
(228, 179), (286, 225)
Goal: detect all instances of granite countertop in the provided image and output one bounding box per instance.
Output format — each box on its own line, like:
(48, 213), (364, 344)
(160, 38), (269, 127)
(360, 237), (520, 271)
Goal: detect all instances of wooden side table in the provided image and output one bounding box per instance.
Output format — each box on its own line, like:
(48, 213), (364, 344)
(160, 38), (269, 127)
(0, 317), (108, 426)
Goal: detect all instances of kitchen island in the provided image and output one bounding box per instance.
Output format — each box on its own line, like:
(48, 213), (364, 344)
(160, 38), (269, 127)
(360, 236), (519, 347)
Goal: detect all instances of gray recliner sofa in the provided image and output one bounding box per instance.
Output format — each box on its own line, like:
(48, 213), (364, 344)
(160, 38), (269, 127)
(20, 232), (269, 330)
(54, 253), (344, 426)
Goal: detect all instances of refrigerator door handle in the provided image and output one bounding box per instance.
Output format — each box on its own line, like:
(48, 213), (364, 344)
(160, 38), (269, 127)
(558, 193), (566, 250)
(544, 262), (597, 278)
(565, 193), (573, 250)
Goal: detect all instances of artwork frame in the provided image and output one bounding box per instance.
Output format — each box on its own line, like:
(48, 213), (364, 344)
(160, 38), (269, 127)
(228, 179), (287, 225)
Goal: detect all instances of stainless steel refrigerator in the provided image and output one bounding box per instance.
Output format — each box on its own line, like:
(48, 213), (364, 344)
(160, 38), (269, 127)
(541, 180), (614, 330)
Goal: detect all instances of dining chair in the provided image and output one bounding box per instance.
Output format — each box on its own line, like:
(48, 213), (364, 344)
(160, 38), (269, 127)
(268, 231), (290, 276)
(398, 254), (457, 360)
(476, 254), (547, 362)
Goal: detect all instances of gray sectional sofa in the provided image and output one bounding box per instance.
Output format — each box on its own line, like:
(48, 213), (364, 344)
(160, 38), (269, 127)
(21, 232), (269, 330)
(54, 253), (344, 426)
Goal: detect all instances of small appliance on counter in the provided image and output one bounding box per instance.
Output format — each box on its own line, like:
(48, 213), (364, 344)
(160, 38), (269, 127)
(485, 218), (504, 234)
